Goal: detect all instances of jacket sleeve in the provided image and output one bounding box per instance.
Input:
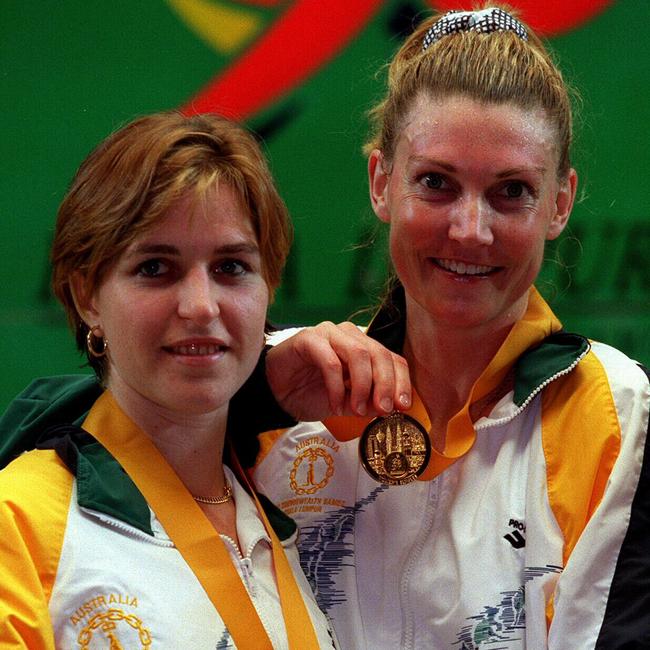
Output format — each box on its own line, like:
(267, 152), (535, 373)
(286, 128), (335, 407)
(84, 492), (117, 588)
(0, 452), (72, 649)
(548, 357), (650, 649)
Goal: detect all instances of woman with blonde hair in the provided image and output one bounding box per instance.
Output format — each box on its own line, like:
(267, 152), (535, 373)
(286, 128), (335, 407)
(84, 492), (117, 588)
(251, 6), (650, 649)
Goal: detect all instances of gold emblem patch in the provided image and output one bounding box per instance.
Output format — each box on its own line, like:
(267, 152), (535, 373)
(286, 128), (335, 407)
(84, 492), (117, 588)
(78, 608), (151, 649)
(290, 447), (334, 495)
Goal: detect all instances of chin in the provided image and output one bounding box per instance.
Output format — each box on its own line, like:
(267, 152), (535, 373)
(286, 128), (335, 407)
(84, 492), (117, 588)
(164, 388), (231, 417)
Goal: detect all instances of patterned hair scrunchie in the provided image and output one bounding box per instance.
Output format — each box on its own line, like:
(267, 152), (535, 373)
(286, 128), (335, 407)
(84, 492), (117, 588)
(422, 7), (528, 50)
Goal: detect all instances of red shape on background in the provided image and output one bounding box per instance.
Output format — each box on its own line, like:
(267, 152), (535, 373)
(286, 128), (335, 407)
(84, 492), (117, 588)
(183, 0), (615, 121)
(427, 0), (614, 36)
(183, 0), (383, 120)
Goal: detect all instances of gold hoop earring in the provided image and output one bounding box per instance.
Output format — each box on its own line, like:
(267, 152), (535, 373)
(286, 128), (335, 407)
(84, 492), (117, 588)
(86, 326), (108, 359)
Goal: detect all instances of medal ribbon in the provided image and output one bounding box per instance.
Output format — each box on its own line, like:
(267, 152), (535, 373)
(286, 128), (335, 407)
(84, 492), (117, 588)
(82, 391), (319, 649)
(325, 287), (562, 481)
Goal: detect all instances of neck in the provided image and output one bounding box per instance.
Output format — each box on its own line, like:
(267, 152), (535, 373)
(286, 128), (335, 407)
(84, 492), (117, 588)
(403, 295), (522, 434)
(106, 377), (229, 497)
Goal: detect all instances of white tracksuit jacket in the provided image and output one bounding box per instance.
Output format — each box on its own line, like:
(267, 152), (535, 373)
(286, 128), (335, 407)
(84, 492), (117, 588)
(253, 288), (650, 649)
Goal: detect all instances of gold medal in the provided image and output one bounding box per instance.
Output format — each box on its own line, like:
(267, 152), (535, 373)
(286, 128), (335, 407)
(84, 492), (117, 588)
(359, 412), (431, 485)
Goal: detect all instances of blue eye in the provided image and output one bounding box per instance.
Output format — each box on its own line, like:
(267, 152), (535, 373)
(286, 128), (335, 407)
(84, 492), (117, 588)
(497, 181), (534, 200)
(422, 173), (446, 190)
(504, 182), (524, 198)
(138, 259), (168, 277)
(216, 260), (247, 276)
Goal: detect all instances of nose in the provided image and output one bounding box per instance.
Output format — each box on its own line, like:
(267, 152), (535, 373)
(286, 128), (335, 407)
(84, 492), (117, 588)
(177, 268), (220, 325)
(448, 195), (494, 246)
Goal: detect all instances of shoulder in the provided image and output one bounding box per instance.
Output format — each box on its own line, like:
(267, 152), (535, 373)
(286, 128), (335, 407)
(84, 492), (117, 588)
(538, 337), (648, 512)
(542, 337), (648, 428)
(0, 449), (74, 520)
(588, 340), (649, 394)
(584, 340), (649, 443)
(0, 374), (101, 470)
(0, 450), (73, 606)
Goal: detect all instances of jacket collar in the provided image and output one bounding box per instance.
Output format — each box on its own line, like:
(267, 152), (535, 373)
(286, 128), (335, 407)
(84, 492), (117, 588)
(0, 375), (101, 470)
(37, 424), (154, 534)
(366, 283), (589, 408)
(36, 420), (297, 541)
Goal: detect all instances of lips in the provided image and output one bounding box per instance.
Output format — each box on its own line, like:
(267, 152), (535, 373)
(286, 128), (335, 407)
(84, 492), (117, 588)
(164, 341), (226, 356)
(434, 258), (498, 276)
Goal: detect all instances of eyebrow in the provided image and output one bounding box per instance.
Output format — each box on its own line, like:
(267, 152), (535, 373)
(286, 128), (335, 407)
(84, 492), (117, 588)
(408, 156), (547, 177)
(495, 166), (547, 178)
(128, 242), (260, 257)
(407, 156), (457, 172)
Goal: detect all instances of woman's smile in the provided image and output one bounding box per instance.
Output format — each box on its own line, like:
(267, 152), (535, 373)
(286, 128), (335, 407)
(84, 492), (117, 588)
(162, 339), (229, 370)
(431, 257), (499, 277)
(163, 338), (228, 358)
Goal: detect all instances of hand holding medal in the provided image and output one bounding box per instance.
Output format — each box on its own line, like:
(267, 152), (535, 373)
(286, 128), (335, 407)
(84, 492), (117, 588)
(266, 321), (430, 484)
(266, 321), (412, 421)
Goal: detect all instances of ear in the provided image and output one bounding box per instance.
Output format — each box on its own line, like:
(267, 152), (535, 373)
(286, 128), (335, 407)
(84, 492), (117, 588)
(70, 272), (102, 333)
(546, 168), (577, 240)
(368, 149), (391, 224)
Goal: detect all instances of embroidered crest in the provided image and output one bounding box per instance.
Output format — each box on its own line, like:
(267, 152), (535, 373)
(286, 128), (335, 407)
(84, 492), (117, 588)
(69, 593), (151, 649)
(290, 446), (335, 495)
(78, 608), (151, 649)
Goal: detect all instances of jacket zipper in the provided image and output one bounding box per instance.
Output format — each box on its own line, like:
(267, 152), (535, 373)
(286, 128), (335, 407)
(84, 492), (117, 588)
(400, 479), (440, 650)
(220, 534), (257, 595)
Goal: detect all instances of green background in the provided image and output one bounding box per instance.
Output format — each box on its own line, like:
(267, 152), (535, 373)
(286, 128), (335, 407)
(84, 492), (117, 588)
(1, 0), (648, 411)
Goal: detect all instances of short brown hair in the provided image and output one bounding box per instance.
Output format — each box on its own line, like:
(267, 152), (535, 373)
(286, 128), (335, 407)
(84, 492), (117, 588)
(365, 4), (574, 178)
(51, 111), (292, 377)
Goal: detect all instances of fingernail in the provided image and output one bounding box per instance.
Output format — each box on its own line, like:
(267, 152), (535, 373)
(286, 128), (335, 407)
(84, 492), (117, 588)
(380, 397), (393, 413)
(356, 402), (367, 416)
(399, 393), (411, 408)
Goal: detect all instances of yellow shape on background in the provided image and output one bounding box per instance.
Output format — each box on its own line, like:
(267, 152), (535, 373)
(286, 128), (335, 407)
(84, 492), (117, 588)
(167, 0), (262, 54)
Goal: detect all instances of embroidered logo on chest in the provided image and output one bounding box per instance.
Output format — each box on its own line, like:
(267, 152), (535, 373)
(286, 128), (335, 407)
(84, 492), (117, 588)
(289, 436), (338, 495)
(69, 593), (151, 649)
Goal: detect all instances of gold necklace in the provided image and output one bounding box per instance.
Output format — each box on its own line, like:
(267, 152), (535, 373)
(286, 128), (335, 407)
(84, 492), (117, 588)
(192, 481), (233, 505)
